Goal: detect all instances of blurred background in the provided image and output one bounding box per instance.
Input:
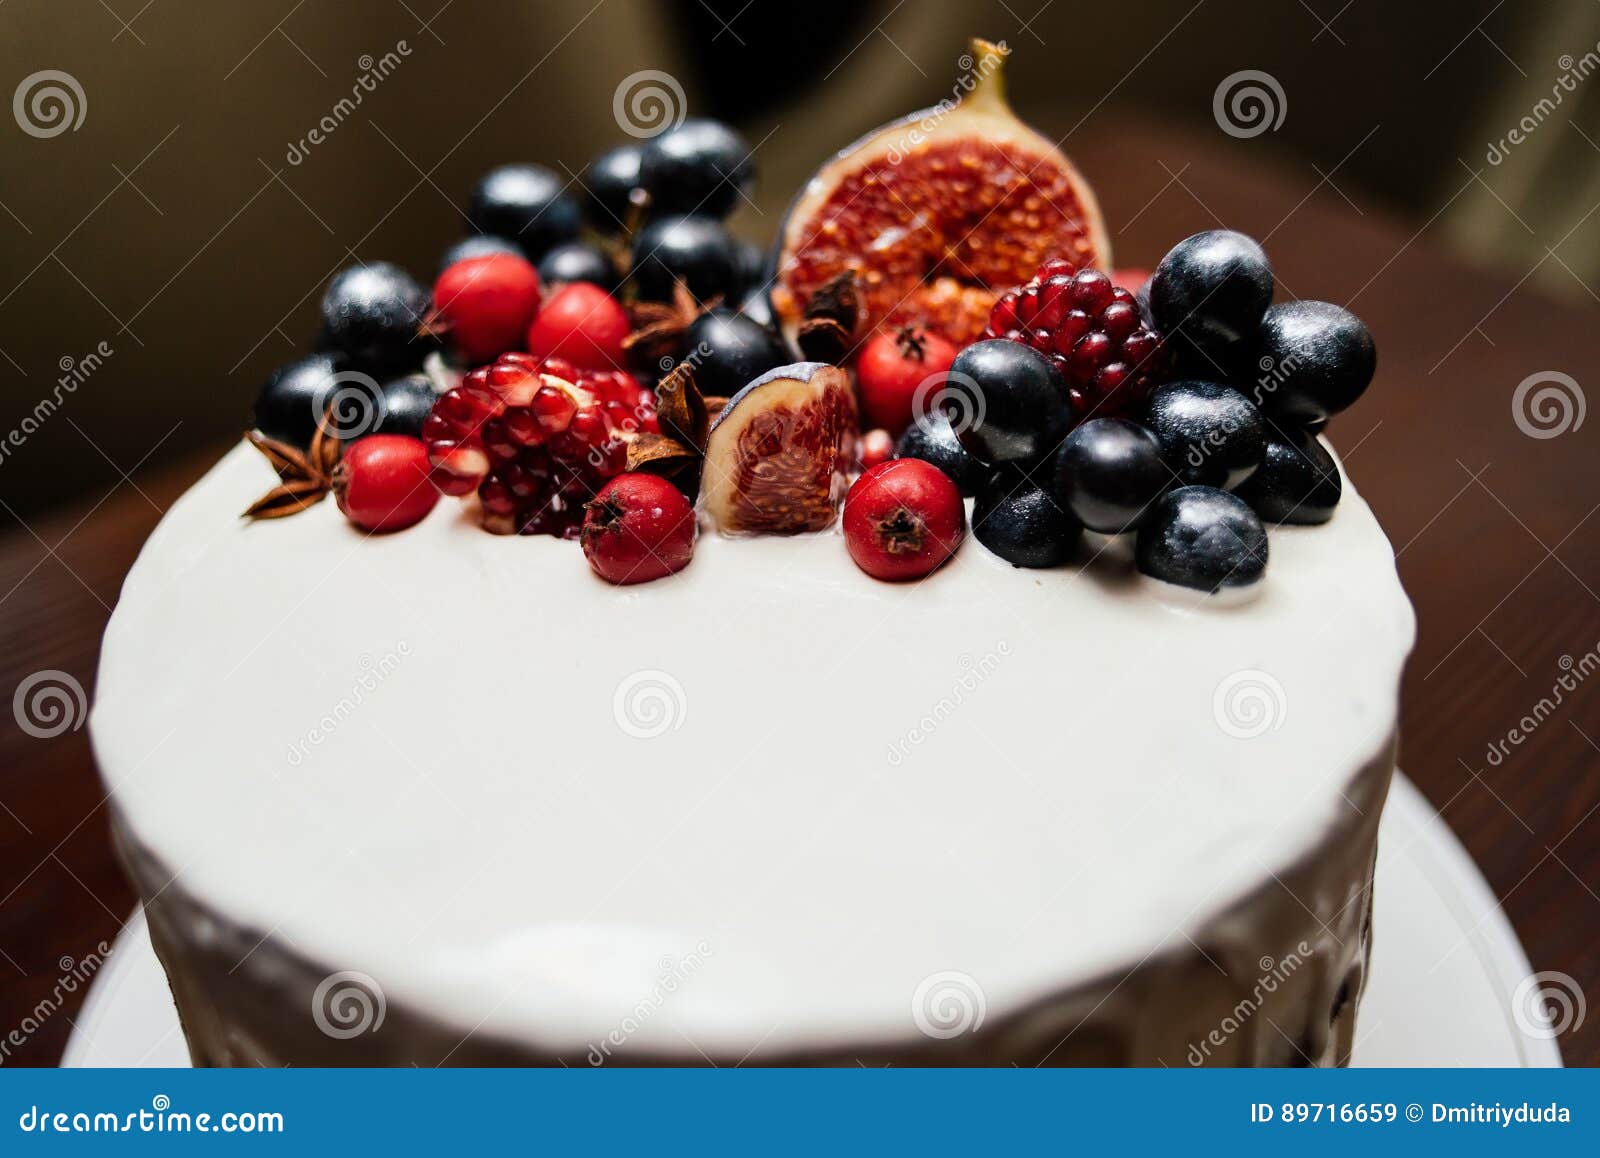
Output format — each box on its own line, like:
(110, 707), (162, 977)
(0, 0), (1597, 518)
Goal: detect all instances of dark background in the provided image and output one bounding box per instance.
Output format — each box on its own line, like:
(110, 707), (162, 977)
(0, 0), (1597, 1066)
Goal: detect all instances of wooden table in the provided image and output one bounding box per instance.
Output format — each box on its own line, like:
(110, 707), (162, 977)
(1, 123), (1596, 1067)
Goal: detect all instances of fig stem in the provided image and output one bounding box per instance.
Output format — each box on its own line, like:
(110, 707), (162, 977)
(965, 37), (1012, 112)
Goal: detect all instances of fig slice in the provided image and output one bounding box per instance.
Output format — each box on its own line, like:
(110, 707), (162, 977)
(700, 362), (858, 535)
(770, 38), (1111, 349)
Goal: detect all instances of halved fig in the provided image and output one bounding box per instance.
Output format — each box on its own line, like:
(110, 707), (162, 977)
(700, 363), (857, 535)
(770, 38), (1111, 349)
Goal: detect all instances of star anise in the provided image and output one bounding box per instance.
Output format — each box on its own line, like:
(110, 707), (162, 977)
(622, 279), (719, 366)
(797, 270), (862, 364)
(242, 413), (341, 520)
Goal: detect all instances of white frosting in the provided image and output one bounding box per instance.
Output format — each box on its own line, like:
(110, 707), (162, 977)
(93, 443), (1413, 1056)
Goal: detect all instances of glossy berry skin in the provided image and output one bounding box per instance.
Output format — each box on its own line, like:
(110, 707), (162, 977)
(581, 473), (696, 585)
(893, 411), (987, 496)
(1142, 380), (1266, 491)
(320, 263), (429, 373)
(629, 215), (741, 303)
(1136, 485), (1268, 592)
(858, 428), (894, 470)
(1252, 301), (1376, 424)
(857, 327), (960, 436)
(844, 459), (966, 581)
(333, 435), (439, 532)
(943, 339), (1072, 465)
(737, 286), (776, 330)
(438, 235), (521, 274)
(1053, 418), (1170, 534)
(525, 282), (631, 371)
(677, 307), (789, 396)
(1236, 429), (1342, 524)
(377, 373), (440, 440)
(253, 353), (348, 449)
(432, 254), (542, 365)
(637, 118), (754, 219)
(985, 262), (1166, 419)
(469, 164), (581, 259)
(734, 240), (766, 296)
(537, 241), (618, 289)
(1148, 231), (1273, 374)
(582, 144), (644, 230)
(973, 466), (1081, 568)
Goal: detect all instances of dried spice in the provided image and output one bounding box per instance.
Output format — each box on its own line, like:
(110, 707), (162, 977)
(242, 415), (340, 520)
(796, 270), (862, 364)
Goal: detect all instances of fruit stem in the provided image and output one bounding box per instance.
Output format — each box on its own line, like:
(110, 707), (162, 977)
(964, 37), (1012, 114)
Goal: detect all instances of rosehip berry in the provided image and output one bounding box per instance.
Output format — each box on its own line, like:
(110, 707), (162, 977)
(333, 435), (439, 532)
(581, 473), (696, 585)
(431, 253), (542, 365)
(843, 458), (966, 581)
(856, 325), (959, 436)
(858, 428), (894, 470)
(526, 282), (630, 371)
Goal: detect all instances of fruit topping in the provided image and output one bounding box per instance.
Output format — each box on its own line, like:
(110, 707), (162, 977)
(843, 459), (966, 581)
(1053, 417), (1169, 534)
(1136, 485), (1268, 592)
(1251, 301), (1375, 424)
(942, 339), (1072, 465)
(581, 472), (697, 585)
(857, 326), (959, 437)
(252, 353), (350, 450)
(738, 286), (777, 330)
(332, 434), (439, 533)
(858, 428), (894, 470)
(377, 373), (441, 440)
(438, 235), (521, 274)
(700, 362), (856, 535)
(1147, 230), (1273, 378)
(431, 253), (543, 366)
(672, 307), (790, 396)
(973, 465), (1081, 568)
(242, 412), (342, 521)
(525, 282), (631, 371)
(1142, 381), (1266, 491)
(537, 241), (619, 290)
(320, 262), (430, 374)
(984, 262), (1166, 419)
(630, 215), (742, 304)
(893, 411), (987, 497)
(469, 164), (581, 259)
(771, 39), (1110, 347)
(1236, 430), (1343, 525)
(422, 352), (653, 536)
(582, 143), (645, 231)
(637, 118), (754, 219)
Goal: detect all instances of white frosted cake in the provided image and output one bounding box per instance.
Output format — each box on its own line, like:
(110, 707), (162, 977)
(93, 440), (1411, 1065)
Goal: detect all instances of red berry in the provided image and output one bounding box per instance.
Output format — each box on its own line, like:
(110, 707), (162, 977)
(856, 325), (959, 436)
(526, 282), (630, 371)
(842, 459), (965, 581)
(333, 435), (439, 532)
(580, 473), (696, 585)
(431, 254), (542, 365)
(858, 427), (894, 470)
(984, 262), (1166, 419)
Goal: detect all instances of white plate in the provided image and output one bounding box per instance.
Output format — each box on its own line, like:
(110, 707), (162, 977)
(61, 775), (1563, 1068)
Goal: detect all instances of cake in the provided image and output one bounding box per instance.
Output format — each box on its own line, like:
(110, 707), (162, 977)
(90, 39), (1413, 1066)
